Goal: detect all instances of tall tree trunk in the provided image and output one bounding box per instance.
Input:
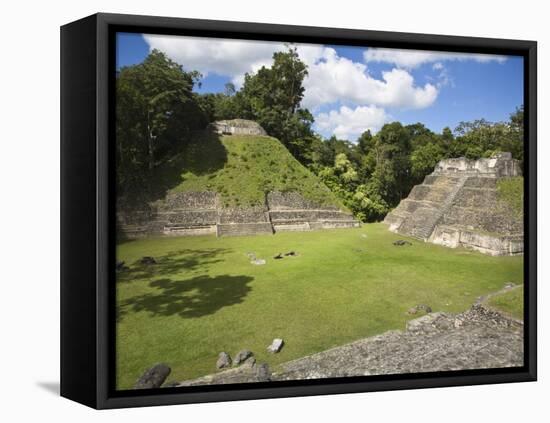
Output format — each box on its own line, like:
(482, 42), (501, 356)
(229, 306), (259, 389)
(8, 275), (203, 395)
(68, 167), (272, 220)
(147, 110), (154, 170)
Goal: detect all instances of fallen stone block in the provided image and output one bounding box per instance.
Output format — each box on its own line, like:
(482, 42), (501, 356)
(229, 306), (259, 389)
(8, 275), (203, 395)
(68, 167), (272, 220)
(134, 363), (171, 389)
(216, 352), (232, 369)
(267, 338), (284, 353)
(241, 356), (256, 368)
(255, 363), (271, 382)
(234, 349), (253, 366)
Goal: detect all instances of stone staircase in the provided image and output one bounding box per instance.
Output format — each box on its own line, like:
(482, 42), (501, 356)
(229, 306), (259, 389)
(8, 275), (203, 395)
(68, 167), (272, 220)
(387, 175), (467, 240)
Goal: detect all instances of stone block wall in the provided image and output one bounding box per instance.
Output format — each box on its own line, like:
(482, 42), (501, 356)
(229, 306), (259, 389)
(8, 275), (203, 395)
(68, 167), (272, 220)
(430, 225), (524, 256)
(158, 210), (218, 226)
(267, 191), (338, 211)
(216, 222), (274, 237)
(208, 119), (267, 136)
(269, 210), (351, 222)
(218, 207), (269, 224)
(161, 191), (219, 210)
(433, 153), (522, 178)
(118, 190), (359, 239)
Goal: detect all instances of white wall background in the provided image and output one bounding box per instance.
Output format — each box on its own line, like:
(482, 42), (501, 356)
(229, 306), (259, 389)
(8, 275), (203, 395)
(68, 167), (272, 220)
(0, 0), (546, 420)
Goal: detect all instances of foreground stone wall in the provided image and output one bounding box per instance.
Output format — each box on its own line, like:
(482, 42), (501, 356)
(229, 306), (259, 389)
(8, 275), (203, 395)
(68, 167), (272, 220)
(384, 153), (523, 255)
(118, 190), (359, 238)
(170, 296), (522, 386)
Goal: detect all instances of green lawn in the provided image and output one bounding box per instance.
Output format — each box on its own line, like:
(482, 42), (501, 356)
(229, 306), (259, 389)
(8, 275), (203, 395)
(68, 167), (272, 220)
(116, 223), (523, 389)
(485, 285), (524, 320)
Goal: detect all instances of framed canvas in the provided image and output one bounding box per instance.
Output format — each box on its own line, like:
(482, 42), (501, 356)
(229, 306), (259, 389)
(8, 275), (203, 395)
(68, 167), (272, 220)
(60, 13), (537, 409)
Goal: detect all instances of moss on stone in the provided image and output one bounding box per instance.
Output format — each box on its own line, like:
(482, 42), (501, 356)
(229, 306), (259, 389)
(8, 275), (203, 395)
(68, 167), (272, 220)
(497, 176), (524, 218)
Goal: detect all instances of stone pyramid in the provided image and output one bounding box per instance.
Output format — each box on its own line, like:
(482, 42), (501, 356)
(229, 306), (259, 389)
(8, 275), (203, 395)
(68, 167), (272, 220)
(384, 153), (523, 256)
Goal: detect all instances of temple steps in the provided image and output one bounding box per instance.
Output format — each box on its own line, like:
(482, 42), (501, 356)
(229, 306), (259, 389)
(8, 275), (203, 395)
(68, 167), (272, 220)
(385, 175), (467, 240)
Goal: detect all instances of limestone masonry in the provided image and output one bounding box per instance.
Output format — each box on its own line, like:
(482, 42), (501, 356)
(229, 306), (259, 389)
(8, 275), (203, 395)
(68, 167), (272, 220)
(208, 119), (267, 136)
(384, 153), (523, 255)
(118, 190), (360, 238)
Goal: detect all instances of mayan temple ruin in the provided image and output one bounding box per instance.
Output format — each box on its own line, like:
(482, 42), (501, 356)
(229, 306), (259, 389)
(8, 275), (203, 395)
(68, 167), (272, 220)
(117, 119), (361, 238)
(384, 153), (523, 256)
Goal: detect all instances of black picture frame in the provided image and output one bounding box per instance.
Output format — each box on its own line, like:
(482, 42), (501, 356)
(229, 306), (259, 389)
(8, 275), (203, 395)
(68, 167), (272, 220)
(60, 12), (537, 409)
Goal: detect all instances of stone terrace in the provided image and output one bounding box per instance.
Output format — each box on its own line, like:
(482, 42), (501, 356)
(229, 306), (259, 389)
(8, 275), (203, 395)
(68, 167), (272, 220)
(384, 153), (523, 255)
(118, 191), (360, 238)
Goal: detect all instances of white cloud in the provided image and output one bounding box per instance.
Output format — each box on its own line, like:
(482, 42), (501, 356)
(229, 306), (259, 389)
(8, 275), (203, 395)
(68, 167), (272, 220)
(142, 35), (438, 111)
(143, 34), (284, 85)
(364, 48), (507, 69)
(315, 105), (389, 140)
(300, 47), (438, 110)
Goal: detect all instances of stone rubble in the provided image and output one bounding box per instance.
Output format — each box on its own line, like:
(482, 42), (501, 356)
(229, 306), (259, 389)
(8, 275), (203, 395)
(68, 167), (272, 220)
(216, 352), (232, 369)
(234, 349), (254, 366)
(134, 363), (171, 389)
(267, 338), (284, 353)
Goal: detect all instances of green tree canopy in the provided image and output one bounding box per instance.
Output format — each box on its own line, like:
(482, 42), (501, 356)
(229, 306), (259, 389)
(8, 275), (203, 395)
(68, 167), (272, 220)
(116, 49), (205, 197)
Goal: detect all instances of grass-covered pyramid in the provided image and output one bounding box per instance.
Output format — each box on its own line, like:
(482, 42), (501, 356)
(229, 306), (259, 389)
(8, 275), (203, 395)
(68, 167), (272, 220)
(118, 121), (359, 238)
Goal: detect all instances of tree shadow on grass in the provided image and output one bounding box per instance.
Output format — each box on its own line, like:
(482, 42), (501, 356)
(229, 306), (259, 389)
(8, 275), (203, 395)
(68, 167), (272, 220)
(117, 248), (231, 283)
(118, 274), (254, 320)
(146, 130), (228, 202)
(119, 130), (228, 210)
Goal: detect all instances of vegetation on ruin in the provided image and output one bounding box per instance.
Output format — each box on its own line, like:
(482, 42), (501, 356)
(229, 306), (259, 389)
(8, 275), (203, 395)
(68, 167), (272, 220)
(486, 285), (524, 320)
(116, 224), (523, 389)
(497, 176), (524, 218)
(117, 49), (524, 222)
(152, 132), (343, 208)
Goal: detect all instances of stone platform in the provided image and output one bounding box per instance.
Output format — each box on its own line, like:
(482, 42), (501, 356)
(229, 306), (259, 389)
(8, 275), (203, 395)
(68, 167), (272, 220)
(118, 191), (359, 238)
(384, 153), (523, 255)
(208, 119), (267, 136)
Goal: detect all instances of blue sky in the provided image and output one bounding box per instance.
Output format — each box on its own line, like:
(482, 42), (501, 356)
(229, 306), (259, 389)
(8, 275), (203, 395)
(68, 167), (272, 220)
(117, 32), (523, 141)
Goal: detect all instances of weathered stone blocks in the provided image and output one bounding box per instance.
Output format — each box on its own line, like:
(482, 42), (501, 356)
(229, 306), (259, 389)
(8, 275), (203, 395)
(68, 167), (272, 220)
(208, 119), (267, 136)
(216, 222), (274, 237)
(384, 154), (523, 255)
(120, 190), (360, 238)
(267, 191), (338, 211)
